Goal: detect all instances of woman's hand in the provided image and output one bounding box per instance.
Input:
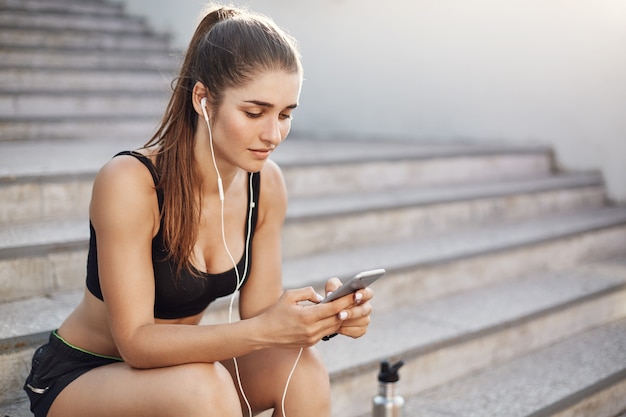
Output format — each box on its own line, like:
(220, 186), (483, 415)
(256, 282), (372, 348)
(323, 277), (374, 339)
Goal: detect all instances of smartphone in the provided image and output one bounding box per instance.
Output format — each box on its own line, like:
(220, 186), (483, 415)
(320, 268), (385, 303)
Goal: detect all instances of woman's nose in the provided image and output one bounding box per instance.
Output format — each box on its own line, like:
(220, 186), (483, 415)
(261, 117), (283, 145)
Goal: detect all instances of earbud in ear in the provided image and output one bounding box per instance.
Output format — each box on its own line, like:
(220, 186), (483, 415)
(200, 97), (210, 123)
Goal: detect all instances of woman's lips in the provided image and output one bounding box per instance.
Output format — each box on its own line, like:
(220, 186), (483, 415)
(249, 148), (273, 159)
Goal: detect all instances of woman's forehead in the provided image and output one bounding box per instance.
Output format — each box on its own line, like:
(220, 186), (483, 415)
(225, 70), (302, 106)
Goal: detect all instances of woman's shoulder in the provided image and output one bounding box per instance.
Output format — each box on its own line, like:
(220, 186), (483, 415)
(94, 159), (140, 194)
(95, 149), (157, 187)
(259, 158), (287, 196)
(90, 150), (161, 231)
(254, 159), (287, 224)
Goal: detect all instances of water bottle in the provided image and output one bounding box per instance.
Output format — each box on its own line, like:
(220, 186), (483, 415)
(372, 360), (405, 417)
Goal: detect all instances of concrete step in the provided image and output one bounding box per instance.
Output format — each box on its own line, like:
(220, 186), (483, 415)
(0, 67), (175, 93)
(277, 139), (552, 197)
(0, 8), (148, 34)
(2, 189), (620, 304)
(0, 137), (140, 180)
(2, 257), (626, 415)
(0, 165), (605, 249)
(0, 46), (181, 71)
(318, 257), (626, 416)
(0, 91), (169, 119)
(284, 172), (605, 258)
(0, 26), (170, 52)
(283, 207), (626, 306)
(0, 139), (554, 223)
(0, 117), (161, 141)
(2, 207), (625, 337)
(0, 218), (88, 302)
(0, 0), (124, 17)
(398, 318), (626, 417)
(0, 398), (28, 417)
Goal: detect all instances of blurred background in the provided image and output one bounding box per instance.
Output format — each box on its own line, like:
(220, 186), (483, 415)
(125, 0), (626, 204)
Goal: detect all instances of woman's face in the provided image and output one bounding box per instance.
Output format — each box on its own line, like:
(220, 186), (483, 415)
(208, 70), (302, 173)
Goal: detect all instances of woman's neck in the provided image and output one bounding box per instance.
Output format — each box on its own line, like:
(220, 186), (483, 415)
(193, 130), (242, 199)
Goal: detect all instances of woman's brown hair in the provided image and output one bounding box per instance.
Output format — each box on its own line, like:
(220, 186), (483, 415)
(144, 5), (301, 275)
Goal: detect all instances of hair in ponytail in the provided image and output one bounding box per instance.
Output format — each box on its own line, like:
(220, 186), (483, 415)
(144, 5), (301, 276)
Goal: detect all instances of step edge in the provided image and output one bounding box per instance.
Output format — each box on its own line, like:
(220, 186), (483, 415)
(0, 24), (167, 39)
(0, 139), (556, 183)
(1, 200), (622, 261)
(0, 90), (171, 98)
(277, 145), (553, 167)
(1, 209), (624, 276)
(329, 280), (626, 381)
(526, 365), (626, 417)
(0, 0), (124, 14)
(284, 209), (626, 288)
(286, 174), (605, 221)
(2, 261), (624, 361)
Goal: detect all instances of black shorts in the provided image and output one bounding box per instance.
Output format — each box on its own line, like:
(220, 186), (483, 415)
(23, 330), (123, 417)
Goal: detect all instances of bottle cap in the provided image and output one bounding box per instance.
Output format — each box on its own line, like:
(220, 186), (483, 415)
(378, 360), (404, 383)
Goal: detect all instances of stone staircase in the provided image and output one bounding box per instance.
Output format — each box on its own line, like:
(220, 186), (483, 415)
(1, 1), (626, 417)
(0, 0), (178, 143)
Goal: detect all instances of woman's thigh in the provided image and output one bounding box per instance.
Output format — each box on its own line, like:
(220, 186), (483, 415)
(49, 361), (243, 417)
(223, 347), (331, 416)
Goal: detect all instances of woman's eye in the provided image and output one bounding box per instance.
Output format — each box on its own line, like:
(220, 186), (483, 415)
(280, 113), (292, 120)
(245, 112), (262, 118)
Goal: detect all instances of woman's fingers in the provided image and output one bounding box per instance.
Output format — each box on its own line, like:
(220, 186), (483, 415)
(324, 277), (343, 297)
(283, 286), (325, 304)
(271, 285), (374, 344)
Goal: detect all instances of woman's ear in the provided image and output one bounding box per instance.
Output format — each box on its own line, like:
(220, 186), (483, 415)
(192, 81), (210, 118)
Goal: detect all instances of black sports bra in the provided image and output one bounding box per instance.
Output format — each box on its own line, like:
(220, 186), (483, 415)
(86, 151), (260, 319)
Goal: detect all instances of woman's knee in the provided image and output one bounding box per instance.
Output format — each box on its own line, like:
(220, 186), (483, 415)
(280, 348), (331, 414)
(171, 362), (242, 416)
(299, 347), (330, 385)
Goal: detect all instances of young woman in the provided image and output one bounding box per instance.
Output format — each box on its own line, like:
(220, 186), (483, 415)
(23, 5), (373, 417)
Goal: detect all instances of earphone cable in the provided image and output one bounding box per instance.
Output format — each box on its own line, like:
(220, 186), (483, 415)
(203, 99), (253, 417)
(203, 99), (299, 417)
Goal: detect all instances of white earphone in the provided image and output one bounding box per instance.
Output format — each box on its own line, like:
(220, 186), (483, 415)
(200, 97), (210, 124)
(201, 97), (224, 201)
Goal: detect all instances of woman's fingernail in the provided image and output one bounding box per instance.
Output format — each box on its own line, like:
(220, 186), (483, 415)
(338, 311), (348, 320)
(316, 293), (324, 302)
(327, 291), (333, 297)
(354, 292), (363, 303)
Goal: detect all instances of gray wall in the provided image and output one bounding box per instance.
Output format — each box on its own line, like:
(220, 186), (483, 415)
(125, 0), (626, 203)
